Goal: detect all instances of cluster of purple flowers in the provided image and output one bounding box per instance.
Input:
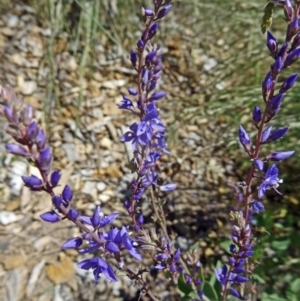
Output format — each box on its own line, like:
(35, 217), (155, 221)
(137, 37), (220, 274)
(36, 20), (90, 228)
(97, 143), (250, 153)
(0, 87), (142, 283)
(217, 0), (299, 299)
(118, 0), (176, 225)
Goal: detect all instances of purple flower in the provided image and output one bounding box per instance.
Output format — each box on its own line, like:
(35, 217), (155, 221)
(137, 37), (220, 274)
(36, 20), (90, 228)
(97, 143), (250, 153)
(268, 127), (289, 142)
(253, 159), (264, 171)
(50, 170), (61, 187)
(284, 48), (300, 67)
(279, 74), (298, 93)
(261, 126), (273, 143)
(258, 164), (282, 198)
(83, 206), (119, 228)
(252, 105), (261, 123)
(40, 211), (61, 223)
(251, 200), (265, 213)
(22, 175), (43, 190)
(157, 4), (172, 20)
(62, 185), (73, 202)
(266, 150), (294, 161)
(5, 143), (29, 157)
(228, 288), (243, 300)
(62, 237), (83, 249)
(77, 257), (118, 282)
(238, 126), (250, 147)
(266, 31), (278, 56)
(160, 183), (177, 192)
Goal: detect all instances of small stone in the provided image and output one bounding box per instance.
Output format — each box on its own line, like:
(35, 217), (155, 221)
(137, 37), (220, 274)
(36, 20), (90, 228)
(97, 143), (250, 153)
(46, 254), (74, 284)
(67, 56), (77, 71)
(98, 194), (111, 203)
(100, 137), (112, 149)
(0, 211), (19, 225)
(102, 102), (121, 115)
(96, 182), (107, 192)
(2, 255), (23, 270)
(21, 81), (37, 95)
(6, 15), (19, 28)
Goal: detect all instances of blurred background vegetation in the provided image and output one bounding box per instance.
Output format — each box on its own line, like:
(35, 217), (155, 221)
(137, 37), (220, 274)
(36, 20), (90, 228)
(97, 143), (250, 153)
(1, 0), (300, 300)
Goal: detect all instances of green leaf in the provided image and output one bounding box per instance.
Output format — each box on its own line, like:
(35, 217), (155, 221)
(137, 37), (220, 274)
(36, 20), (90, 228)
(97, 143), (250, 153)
(219, 240), (232, 254)
(271, 239), (291, 251)
(178, 274), (193, 296)
(289, 278), (300, 293)
(202, 282), (219, 301)
(261, 1), (275, 34)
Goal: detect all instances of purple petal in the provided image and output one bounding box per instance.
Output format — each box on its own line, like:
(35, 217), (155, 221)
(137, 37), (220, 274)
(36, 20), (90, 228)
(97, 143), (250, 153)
(105, 241), (120, 254)
(160, 183), (177, 192)
(62, 237), (83, 249)
(62, 185), (73, 202)
(267, 151), (294, 161)
(5, 143), (29, 157)
(40, 211), (60, 223)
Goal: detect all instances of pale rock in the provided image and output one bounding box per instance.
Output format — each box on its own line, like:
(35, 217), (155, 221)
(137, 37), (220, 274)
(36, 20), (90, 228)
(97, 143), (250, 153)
(10, 160), (27, 195)
(203, 57), (217, 71)
(21, 81), (37, 95)
(96, 182), (107, 192)
(101, 79), (126, 89)
(67, 56), (77, 71)
(6, 15), (19, 28)
(98, 194), (111, 203)
(8, 53), (23, 66)
(82, 181), (97, 200)
(61, 143), (80, 162)
(100, 137), (112, 149)
(0, 211), (20, 225)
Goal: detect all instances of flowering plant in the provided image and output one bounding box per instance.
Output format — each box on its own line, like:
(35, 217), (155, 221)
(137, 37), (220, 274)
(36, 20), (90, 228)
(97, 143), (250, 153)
(1, 0), (299, 300)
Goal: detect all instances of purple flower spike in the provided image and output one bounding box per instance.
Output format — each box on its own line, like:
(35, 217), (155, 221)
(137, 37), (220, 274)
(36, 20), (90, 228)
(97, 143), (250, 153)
(279, 73), (298, 93)
(50, 170), (61, 187)
(157, 4), (172, 20)
(268, 127), (289, 142)
(40, 211), (60, 223)
(5, 143), (29, 157)
(284, 48), (300, 67)
(62, 185), (73, 202)
(252, 105), (261, 123)
(266, 31), (278, 56)
(266, 151), (294, 161)
(238, 126), (250, 148)
(160, 183), (177, 192)
(62, 237), (83, 249)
